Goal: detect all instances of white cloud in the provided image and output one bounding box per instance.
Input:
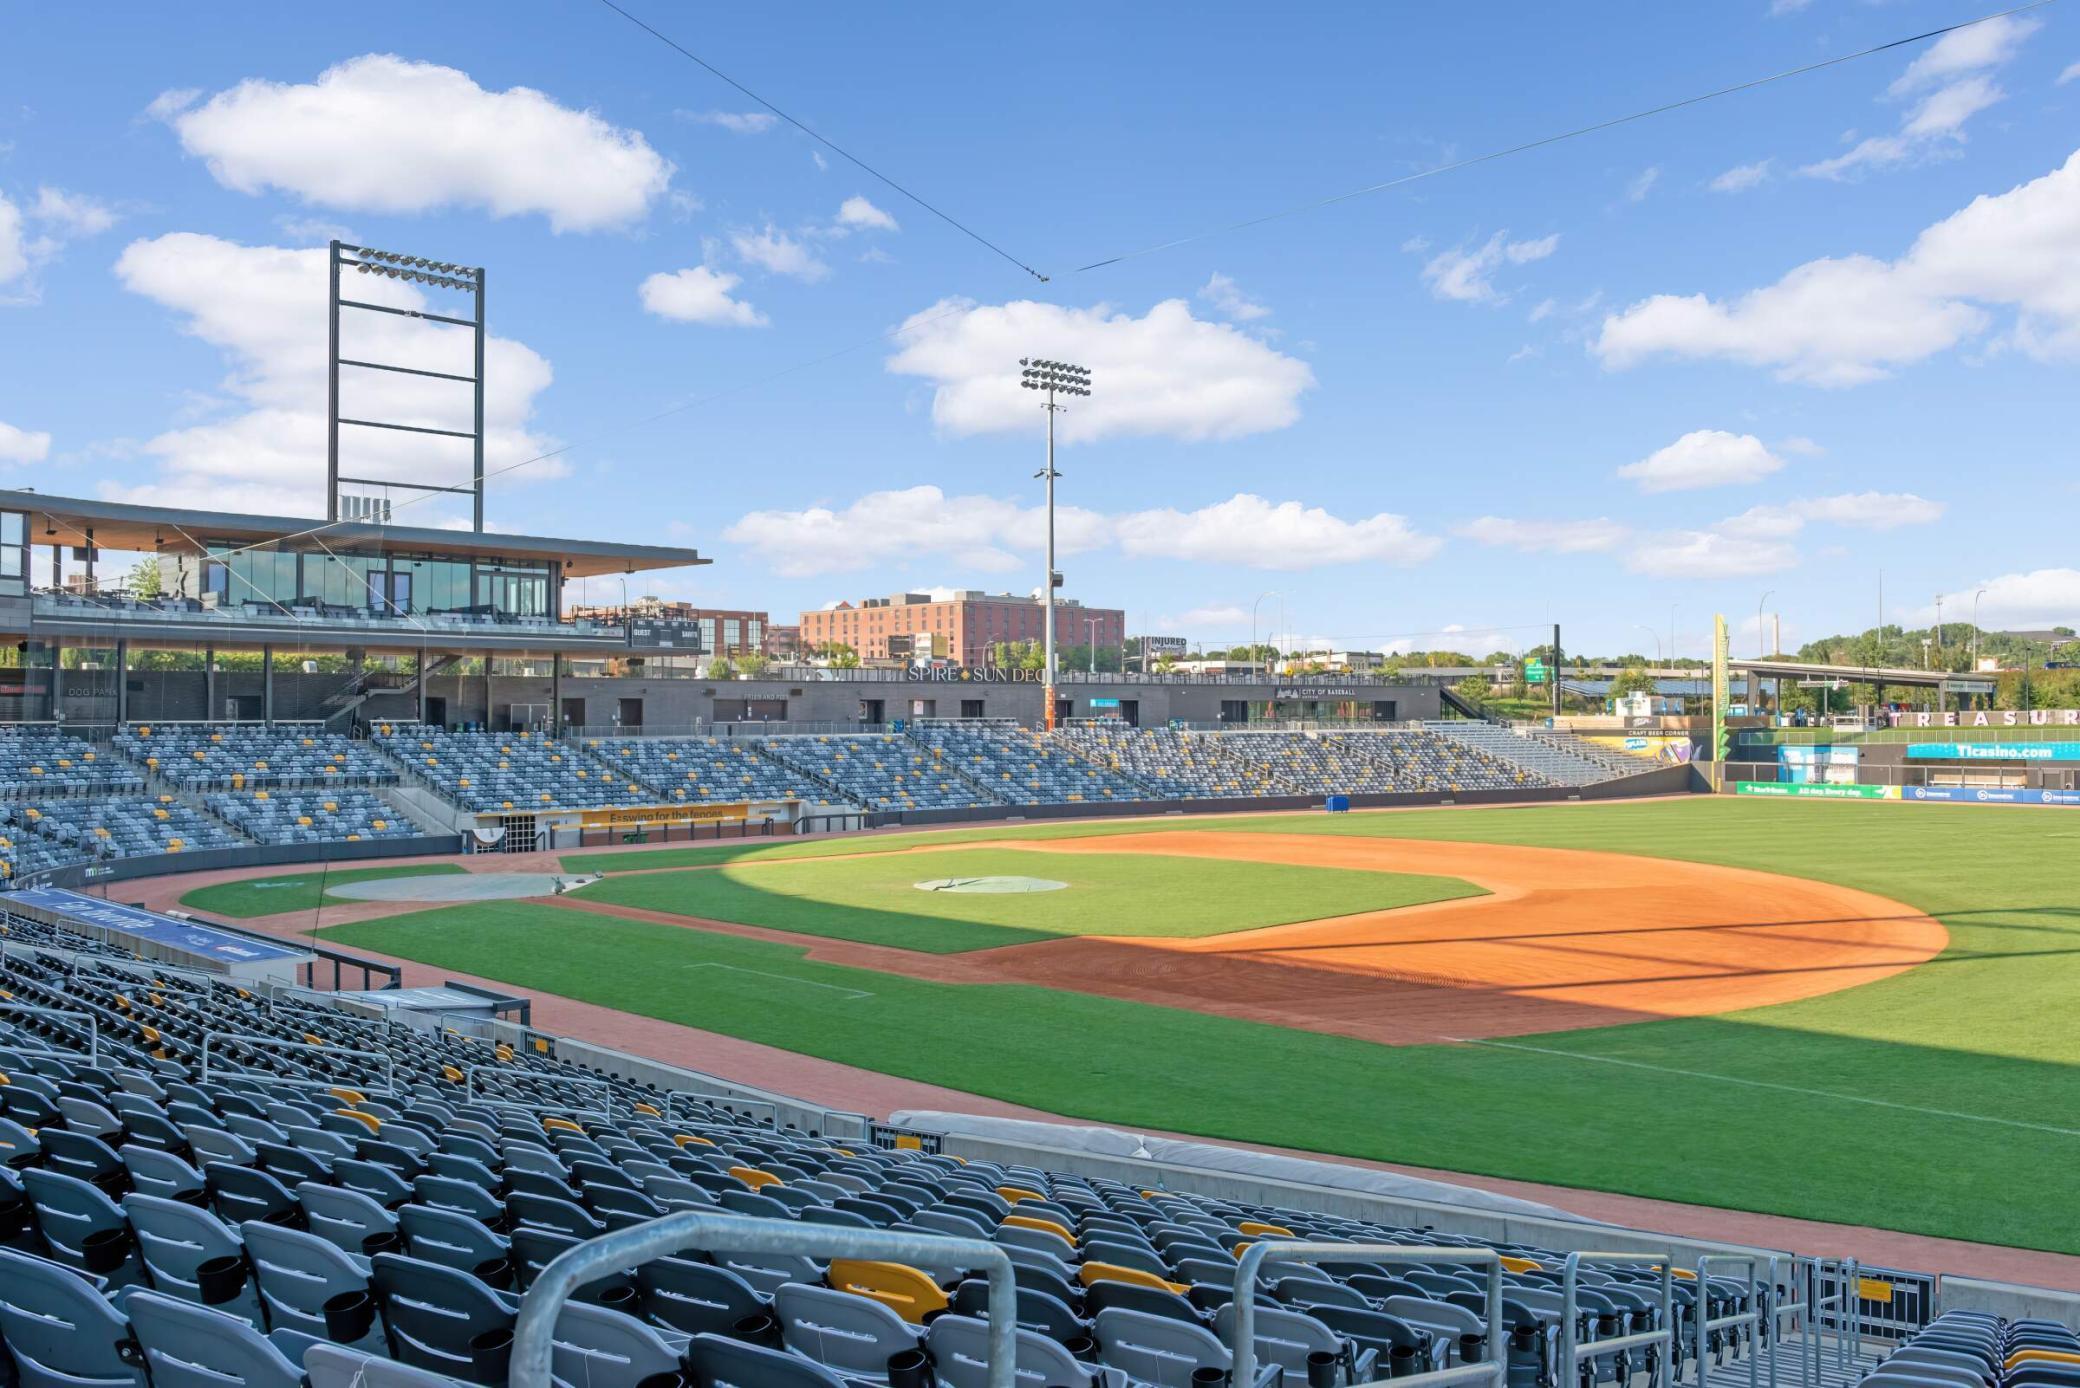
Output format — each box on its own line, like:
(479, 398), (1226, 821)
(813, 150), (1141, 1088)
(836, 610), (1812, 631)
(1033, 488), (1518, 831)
(1719, 491), (1944, 537)
(1169, 604), (1249, 630)
(158, 55), (673, 232)
(1769, 0), (1812, 13)
(1527, 298), (1556, 323)
(684, 111), (776, 135)
(1455, 515), (1626, 553)
(2, 184), (123, 299)
(1710, 159), (1773, 193)
(834, 196), (898, 233)
(2060, 61), (2080, 85)
(30, 187), (117, 237)
(1598, 148), (2080, 384)
(725, 488), (1437, 577)
(1777, 435), (1825, 457)
(1617, 430), (1785, 492)
(110, 232), (558, 517)
(638, 266), (767, 327)
(1418, 231), (1559, 304)
(885, 297), (1314, 443)
(724, 485), (1106, 578)
(730, 225), (829, 281)
(1114, 494), (1440, 570)
(1930, 569), (2080, 628)
(0, 420), (52, 464)
(0, 193), (24, 289)
(1801, 15), (2037, 180)
(275, 215), (355, 244)
(1198, 272), (1271, 322)
(1891, 15), (2038, 94)
(1626, 166), (1661, 203)
(1625, 529), (1799, 578)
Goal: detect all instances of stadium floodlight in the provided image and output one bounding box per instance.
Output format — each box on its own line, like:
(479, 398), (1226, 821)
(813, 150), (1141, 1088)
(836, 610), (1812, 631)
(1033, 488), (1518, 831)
(1017, 355), (1096, 730)
(330, 238), (489, 530)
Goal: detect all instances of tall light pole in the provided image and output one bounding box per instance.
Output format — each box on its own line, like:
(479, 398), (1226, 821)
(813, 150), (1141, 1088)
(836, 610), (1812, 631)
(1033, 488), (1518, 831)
(1019, 357), (1091, 730)
(1634, 623), (1662, 664)
(1757, 590), (1773, 658)
(1250, 590), (1282, 678)
(1972, 588), (1986, 669)
(1085, 615), (1098, 674)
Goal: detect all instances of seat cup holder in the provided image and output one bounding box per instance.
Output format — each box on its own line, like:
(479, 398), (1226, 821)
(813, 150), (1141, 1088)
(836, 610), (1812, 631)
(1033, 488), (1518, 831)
(323, 1287), (379, 1342)
(195, 1253), (249, 1306)
(467, 1325), (514, 1384)
(81, 1226), (132, 1274)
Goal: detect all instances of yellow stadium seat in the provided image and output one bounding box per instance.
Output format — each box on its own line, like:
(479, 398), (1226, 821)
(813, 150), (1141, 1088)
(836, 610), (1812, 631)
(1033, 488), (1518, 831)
(827, 1260), (949, 1325)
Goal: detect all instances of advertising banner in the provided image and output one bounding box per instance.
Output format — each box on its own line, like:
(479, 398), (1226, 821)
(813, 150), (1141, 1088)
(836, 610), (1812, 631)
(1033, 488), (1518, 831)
(576, 803), (754, 828)
(4, 887), (306, 964)
(1903, 742), (2080, 761)
(1736, 782), (1899, 800)
(1903, 786), (2080, 806)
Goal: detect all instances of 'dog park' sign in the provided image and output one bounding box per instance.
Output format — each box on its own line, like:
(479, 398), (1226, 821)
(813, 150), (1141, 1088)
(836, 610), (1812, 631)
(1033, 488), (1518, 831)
(1887, 708), (2080, 728)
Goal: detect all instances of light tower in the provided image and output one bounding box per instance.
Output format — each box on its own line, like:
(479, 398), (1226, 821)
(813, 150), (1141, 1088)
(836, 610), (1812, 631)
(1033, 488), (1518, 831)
(1019, 357), (1092, 730)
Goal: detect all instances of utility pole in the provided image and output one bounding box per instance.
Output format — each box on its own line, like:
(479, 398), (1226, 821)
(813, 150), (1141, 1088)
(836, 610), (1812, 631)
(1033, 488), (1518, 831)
(1019, 358), (1092, 730)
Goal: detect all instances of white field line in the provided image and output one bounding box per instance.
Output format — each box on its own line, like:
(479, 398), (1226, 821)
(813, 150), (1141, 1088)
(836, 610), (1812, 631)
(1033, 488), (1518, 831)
(1448, 1036), (2080, 1137)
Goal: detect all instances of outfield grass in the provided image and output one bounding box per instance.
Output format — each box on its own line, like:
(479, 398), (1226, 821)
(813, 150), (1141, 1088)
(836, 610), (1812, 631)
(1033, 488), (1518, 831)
(567, 846), (1481, 952)
(336, 796), (2080, 1253)
(180, 862), (468, 918)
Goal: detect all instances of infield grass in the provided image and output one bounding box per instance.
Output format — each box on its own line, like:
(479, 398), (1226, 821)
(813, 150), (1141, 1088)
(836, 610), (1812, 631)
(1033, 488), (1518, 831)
(566, 845), (1482, 952)
(326, 796), (2080, 1253)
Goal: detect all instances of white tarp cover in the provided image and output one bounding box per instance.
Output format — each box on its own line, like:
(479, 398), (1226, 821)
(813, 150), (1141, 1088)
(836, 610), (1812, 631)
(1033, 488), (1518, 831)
(887, 1110), (1592, 1224)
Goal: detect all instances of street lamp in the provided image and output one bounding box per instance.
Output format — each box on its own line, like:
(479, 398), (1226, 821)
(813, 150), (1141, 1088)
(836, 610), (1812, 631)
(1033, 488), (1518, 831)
(1634, 624), (1662, 664)
(1972, 588), (1986, 669)
(1757, 590), (1773, 658)
(1250, 590), (1282, 679)
(1019, 357), (1092, 730)
(1085, 615), (1099, 674)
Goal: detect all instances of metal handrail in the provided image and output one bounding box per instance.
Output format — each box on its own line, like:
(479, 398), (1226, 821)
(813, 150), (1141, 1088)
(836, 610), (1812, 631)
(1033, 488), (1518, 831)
(1696, 1255), (1764, 1388)
(0, 1003), (99, 1065)
(464, 1065), (614, 1119)
(1557, 1252), (1676, 1388)
(199, 1032), (396, 1096)
(509, 1211), (1018, 1388)
(1230, 1241), (1505, 1388)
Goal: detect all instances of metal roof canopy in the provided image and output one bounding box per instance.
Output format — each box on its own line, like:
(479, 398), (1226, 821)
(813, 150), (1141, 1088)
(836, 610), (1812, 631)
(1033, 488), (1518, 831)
(1731, 657), (1994, 694)
(0, 489), (705, 578)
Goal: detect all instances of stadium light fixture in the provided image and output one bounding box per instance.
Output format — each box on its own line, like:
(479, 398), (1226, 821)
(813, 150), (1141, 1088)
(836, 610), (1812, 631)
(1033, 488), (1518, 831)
(1018, 356), (1094, 730)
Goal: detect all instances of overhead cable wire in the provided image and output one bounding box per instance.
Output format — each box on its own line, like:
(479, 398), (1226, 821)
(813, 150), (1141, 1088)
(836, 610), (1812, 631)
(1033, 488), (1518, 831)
(1072, 0), (2058, 273)
(595, 0), (1051, 283)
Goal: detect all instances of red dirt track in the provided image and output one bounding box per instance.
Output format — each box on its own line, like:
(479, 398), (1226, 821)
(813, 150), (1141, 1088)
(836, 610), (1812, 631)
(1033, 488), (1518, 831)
(555, 830), (1947, 1045)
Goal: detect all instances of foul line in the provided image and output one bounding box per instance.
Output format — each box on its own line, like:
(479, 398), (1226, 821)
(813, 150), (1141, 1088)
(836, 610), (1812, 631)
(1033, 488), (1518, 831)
(682, 963), (873, 1001)
(1448, 1036), (2080, 1138)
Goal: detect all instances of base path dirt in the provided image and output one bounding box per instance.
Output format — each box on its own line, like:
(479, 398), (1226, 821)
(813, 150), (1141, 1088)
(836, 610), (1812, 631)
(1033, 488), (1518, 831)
(546, 829), (1946, 1046)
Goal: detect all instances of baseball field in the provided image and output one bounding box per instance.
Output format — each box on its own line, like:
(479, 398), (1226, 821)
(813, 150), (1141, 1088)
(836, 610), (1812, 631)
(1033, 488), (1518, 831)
(195, 796), (2080, 1254)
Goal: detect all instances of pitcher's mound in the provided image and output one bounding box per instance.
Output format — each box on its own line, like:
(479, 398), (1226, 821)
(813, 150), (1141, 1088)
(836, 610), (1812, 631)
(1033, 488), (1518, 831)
(330, 873), (599, 902)
(913, 876), (1068, 894)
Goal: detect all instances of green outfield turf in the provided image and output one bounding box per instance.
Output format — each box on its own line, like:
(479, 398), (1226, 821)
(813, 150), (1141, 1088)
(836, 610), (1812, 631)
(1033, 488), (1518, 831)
(320, 797), (2080, 1254)
(180, 861), (468, 918)
(565, 845), (1482, 952)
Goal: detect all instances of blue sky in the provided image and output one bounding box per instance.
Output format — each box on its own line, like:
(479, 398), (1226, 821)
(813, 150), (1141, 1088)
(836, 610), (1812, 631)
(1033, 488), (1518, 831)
(3, 1), (2077, 658)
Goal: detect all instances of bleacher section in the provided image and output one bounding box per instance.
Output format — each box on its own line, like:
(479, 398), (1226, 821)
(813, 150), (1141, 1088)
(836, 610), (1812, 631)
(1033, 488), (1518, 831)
(369, 723), (655, 813)
(1424, 721), (1627, 786)
(907, 721), (1163, 804)
(207, 789), (421, 847)
(587, 736), (844, 808)
(116, 724), (397, 790)
(1220, 731), (1551, 795)
(1050, 726), (1280, 797)
(0, 728), (146, 798)
(755, 733), (1007, 811)
(0, 901), (1921, 1388)
(2, 795), (247, 871)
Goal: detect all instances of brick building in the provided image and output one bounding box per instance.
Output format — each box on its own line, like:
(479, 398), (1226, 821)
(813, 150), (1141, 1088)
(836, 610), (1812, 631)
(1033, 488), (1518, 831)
(800, 590), (1125, 667)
